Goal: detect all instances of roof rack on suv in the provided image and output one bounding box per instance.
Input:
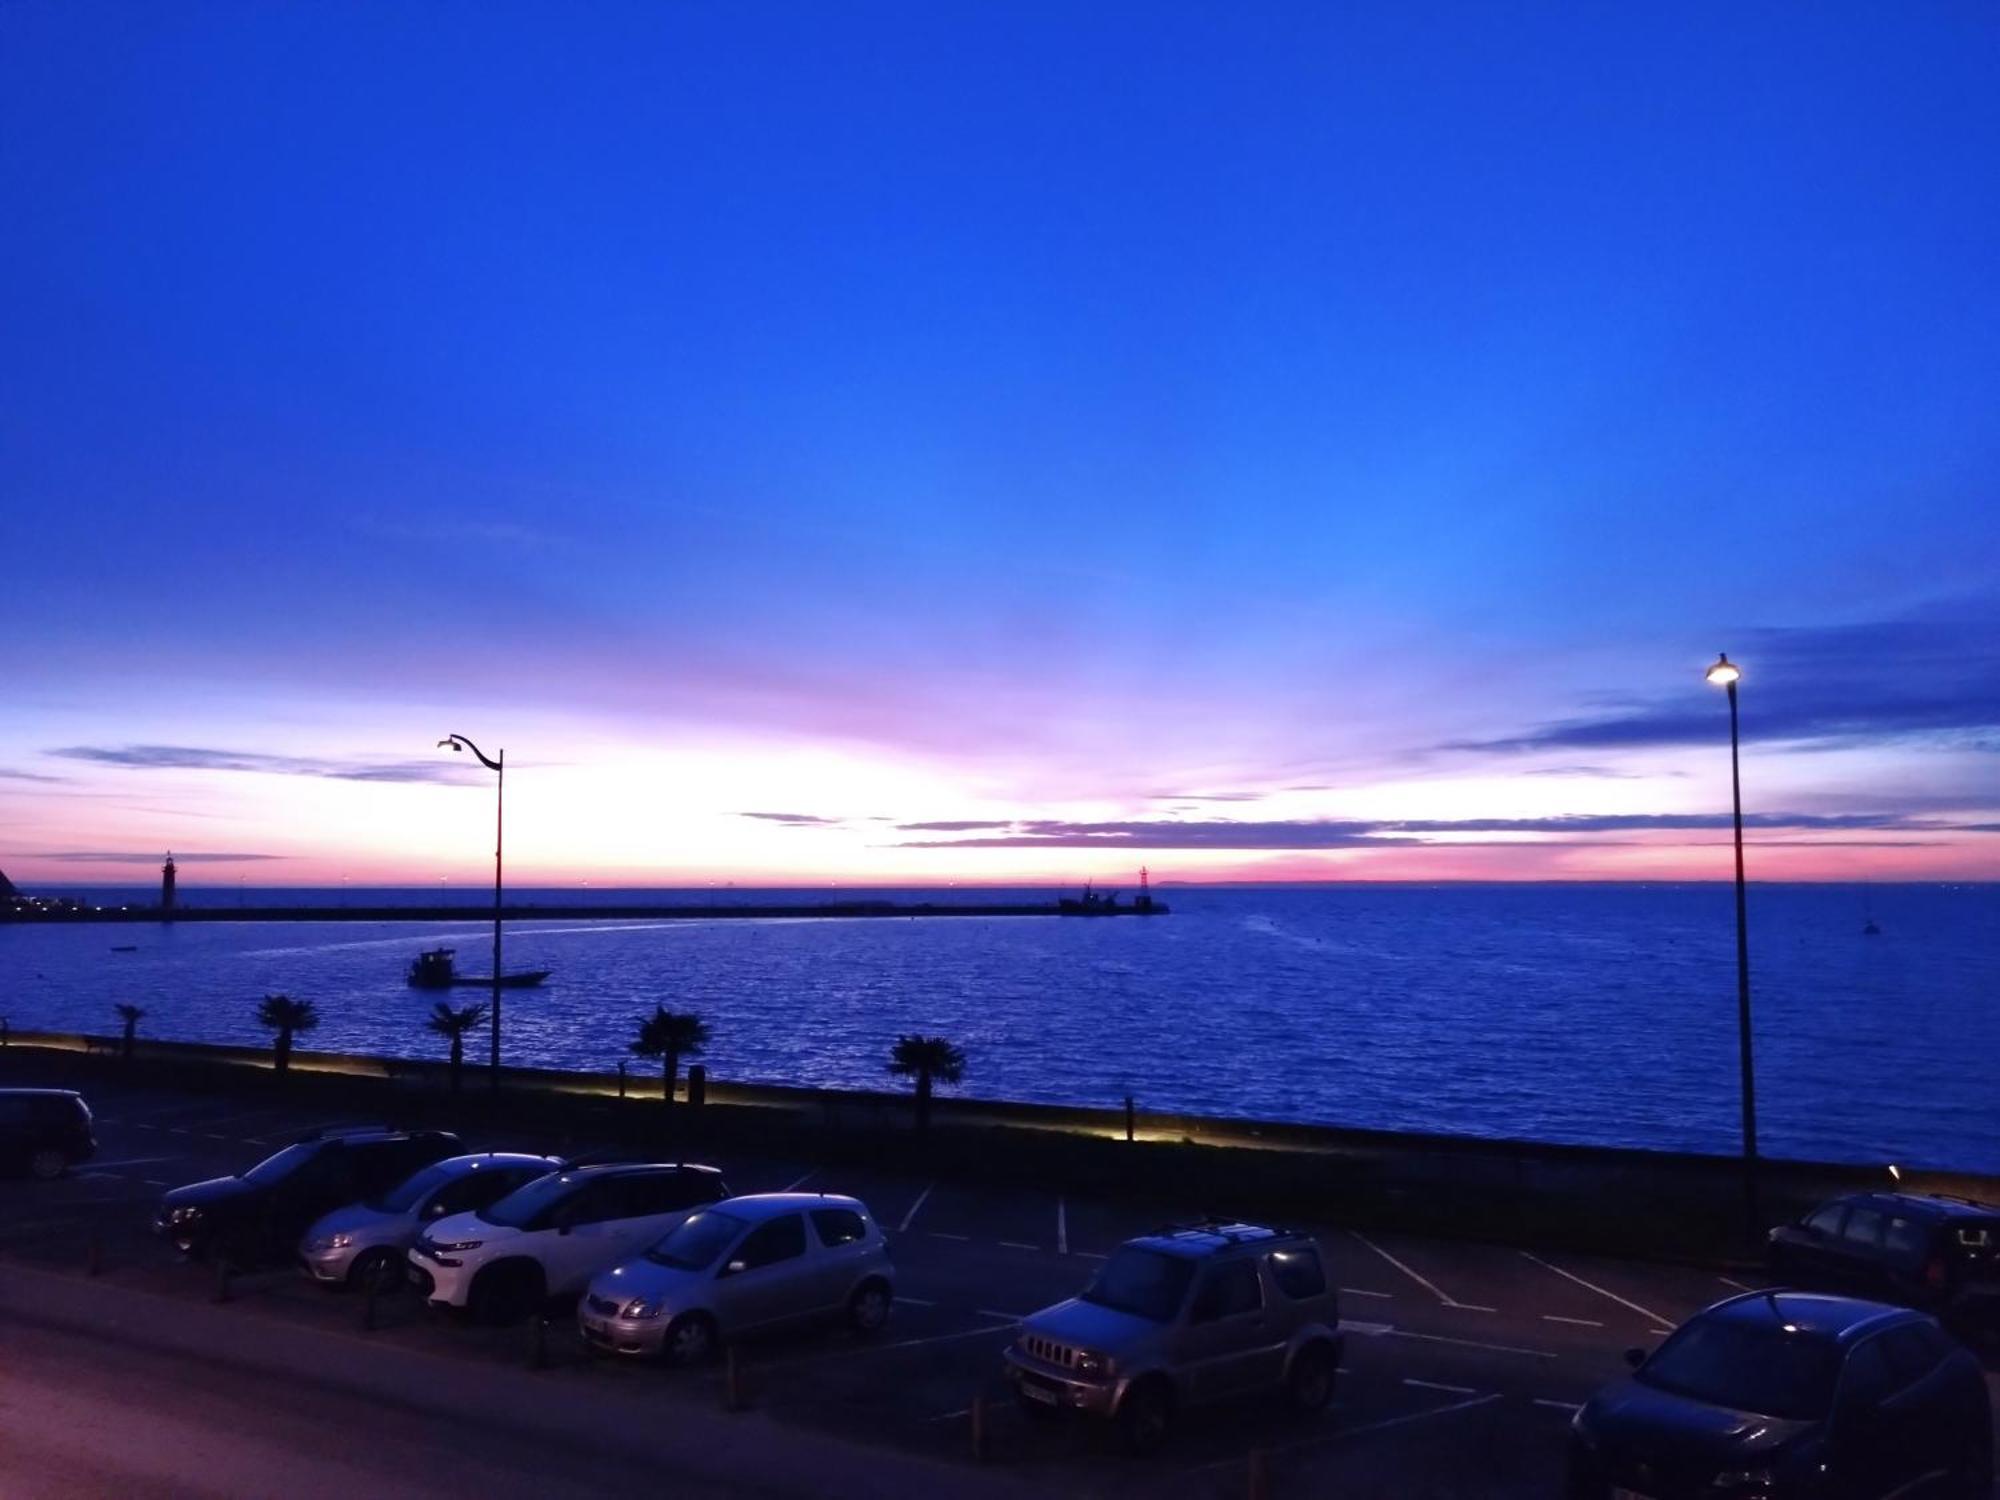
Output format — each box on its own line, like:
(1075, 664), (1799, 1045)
(294, 1122), (402, 1142)
(1153, 1217), (1290, 1244)
(557, 1147), (655, 1169)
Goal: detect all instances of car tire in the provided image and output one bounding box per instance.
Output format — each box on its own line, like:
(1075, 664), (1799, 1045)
(663, 1311), (719, 1368)
(470, 1262), (543, 1326)
(1116, 1378), (1173, 1457)
(1285, 1341), (1337, 1414)
(847, 1279), (892, 1336)
(347, 1248), (403, 1293)
(28, 1148), (68, 1181)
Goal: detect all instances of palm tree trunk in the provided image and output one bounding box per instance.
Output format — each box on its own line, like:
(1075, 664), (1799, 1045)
(449, 1036), (463, 1093)
(663, 1047), (678, 1104)
(121, 1020), (135, 1061)
(915, 1070), (933, 1132)
(275, 1028), (292, 1077)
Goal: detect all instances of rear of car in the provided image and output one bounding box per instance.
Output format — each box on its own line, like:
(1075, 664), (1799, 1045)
(1771, 1192), (2000, 1329)
(0, 1090), (96, 1179)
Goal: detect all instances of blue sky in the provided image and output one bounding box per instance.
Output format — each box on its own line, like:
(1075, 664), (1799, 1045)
(3, 2), (1996, 884)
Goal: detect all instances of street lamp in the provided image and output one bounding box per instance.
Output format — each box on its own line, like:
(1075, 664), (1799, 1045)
(439, 733), (504, 1090)
(1704, 653), (1758, 1242)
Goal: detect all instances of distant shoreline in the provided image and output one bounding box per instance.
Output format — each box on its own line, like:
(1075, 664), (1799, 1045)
(1, 899), (1167, 924)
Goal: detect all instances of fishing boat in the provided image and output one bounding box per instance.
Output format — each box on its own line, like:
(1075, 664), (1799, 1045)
(406, 947), (550, 989)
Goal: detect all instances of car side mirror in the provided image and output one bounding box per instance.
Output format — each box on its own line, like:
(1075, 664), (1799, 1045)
(1624, 1347), (1647, 1369)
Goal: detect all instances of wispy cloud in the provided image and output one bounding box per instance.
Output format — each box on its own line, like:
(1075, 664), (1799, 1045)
(41, 851), (285, 863)
(0, 768), (69, 783)
(891, 811), (1986, 850)
(739, 811), (844, 826)
(49, 745), (480, 785)
(894, 819), (1015, 832)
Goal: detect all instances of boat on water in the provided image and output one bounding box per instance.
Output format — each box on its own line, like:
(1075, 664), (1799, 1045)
(1057, 869), (1168, 916)
(109, 944), (138, 953)
(406, 947), (551, 990)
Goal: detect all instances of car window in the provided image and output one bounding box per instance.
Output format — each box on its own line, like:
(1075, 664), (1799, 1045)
(1805, 1203), (1847, 1236)
(1882, 1217), (1930, 1265)
(1639, 1320), (1841, 1421)
(729, 1214), (807, 1273)
(431, 1168), (526, 1218)
(1082, 1247), (1196, 1323)
(812, 1208), (869, 1247)
(372, 1160), (456, 1213)
(1877, 1324), (1945, 1389)
(646, 1209), (746, 1270)
(1838, 1337), (1898, 1411)
(1190, 1260), (1263, 1323)
(629, 1170), (722, 1214)
(1841, 1207), (1885, 1249)
(0, 1097), (31, 1126)
(1268, 1246), (1327, 1299)
(242, 1142), (321, 1185)
(557, 1179), (629, 1226)
(351, 1141), (427, 1195)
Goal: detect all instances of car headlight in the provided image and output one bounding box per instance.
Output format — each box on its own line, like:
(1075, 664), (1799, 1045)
(1075, 1351), (1112, 1377)
(432, 1239), (483, 1253)
(168, 1206), (201, 1223)
(622, 1297), (667, 1320)
(306, 1233), (353, 1252)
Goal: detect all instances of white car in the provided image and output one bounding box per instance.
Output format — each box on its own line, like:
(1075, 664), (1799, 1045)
(410, 1162), (727, 1322)
(299, 1151), (559, 1288)
(578, 1193), (894, 1364)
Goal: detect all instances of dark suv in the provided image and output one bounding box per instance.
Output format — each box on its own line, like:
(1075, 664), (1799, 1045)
(0, 1088), (96, 1179)
(1569, 1291), (1992, 1499)
(154, 1124), (461, 1265)
(1770, 1191), (2000, 1331)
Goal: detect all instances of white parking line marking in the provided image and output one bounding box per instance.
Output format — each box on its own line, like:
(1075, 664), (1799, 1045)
(1718, 1275), (1754, 1291)
(894, 1296), (937, 1308)
(1348, 1230), (1483, 1308)
(1057, 1197), (1068, 1256)
(976, 1309), (1027, 1323)
(998, 1240), (1039, 1252)
(144, 1179), (169, 1187)
(1341, 1287), (1394, 1299)
(1534, 1398), (1582, 1414)
(1073, 1251), (1107, 1261)
(168, 1128), (193, 1136)
(897, 1183), (934, 1233)
(1650, 1327), (1674, 1337)
(781, 1170), (816, 1191)
(1518, 1251), (1670, 1327)
(1385, 1328), (1557, 1359)
(927, 1232), (970, 1242)
(1542, 1314), (1604, 1328)
(1340, 1320), (1395, 1337)
(927, 1407), (971, 1423)
(73, 1157), (176, 1172)
(1404, 1378), (1477, 1395)
(768, 1322), (1015, 1369)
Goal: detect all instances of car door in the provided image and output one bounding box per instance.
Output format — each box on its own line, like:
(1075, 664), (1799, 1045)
(713, 1213), (813, 1332)
(1874, 1322), (1959, 1494)
(1831, 1205), (1888, 1294)
(540, 1179), (635, 1293)
(1775, 1202), (1849, 1285)
(614, 1170), (714, 1257)
(1179, 1258), (1270, 1402)
(0, 1095), (31, 1170)
(808, 1206), (875, 1311)
(269, 1146), (361, 1246)
(1828, 1333), (1910, 1498)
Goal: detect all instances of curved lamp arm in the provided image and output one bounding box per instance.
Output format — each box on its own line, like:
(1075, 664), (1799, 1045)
(438, 734), (503, 772)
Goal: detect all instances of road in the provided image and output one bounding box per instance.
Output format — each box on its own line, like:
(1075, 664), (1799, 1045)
(3, 1063), (1994, 1497)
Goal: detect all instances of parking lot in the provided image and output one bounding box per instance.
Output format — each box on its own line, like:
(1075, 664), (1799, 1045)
(6, 1061), (1997, 1498)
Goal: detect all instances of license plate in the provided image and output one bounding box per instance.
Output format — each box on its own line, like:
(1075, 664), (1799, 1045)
(1021, 1381), (1059, 1406)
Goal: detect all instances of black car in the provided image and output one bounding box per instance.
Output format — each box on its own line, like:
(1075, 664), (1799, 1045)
(1569, 1291), (1992, 1500)
(154, 1124), (461, 1265)
(1770, 1192), (2000, 1332)
(0, 1088), (96, 1179)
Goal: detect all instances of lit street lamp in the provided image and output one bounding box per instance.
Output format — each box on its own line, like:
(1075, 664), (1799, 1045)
(439, 733), (504, 1090)
(1704, 653), (1758, 1242)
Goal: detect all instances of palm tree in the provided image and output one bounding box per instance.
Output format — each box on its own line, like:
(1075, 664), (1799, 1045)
(255, 994), (320, 1077)
(628, 1006), (710, 1104)
(887, 1035), (966, 1132)
(114, 1002), (146, 1061)
(424, 1000), (487, 1093)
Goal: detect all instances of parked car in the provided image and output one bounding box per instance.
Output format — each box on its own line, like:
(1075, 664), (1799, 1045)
(153, 1124), (461, 1265)
(1002, 1218), (1343, 1454)
(1770, 1191), (2000, 1333)
(299, 1151), (560, 1289)
(0, 1088), (96, 1180)
(577, 1192), (894, 1363)
(410, 1161), (727, 1323)
(1568, 1290), (1993, 1500)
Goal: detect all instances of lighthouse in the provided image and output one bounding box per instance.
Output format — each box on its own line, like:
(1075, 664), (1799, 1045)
(161, 853), (177, 914)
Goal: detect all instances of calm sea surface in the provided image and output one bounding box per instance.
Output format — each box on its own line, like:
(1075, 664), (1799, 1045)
(3, 884), (1994, 1171)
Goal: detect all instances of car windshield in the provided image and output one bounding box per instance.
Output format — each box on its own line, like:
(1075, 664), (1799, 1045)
(480, 1171), (577, 1229)
(646, 1209), (747, 1270)
(242, 1143), (318, 1185)
(370, 1161), (458, 1213)
(1639, 1319), (1842, 1421)
(1080, 1247), (1197, 1323)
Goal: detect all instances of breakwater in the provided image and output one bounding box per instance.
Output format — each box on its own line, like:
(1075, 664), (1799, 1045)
(4, 898), (1164, 924)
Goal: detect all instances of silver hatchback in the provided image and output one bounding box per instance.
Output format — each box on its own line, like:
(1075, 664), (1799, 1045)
(300, 1151), (559, 1287)
(578, 1192), (894, 1364)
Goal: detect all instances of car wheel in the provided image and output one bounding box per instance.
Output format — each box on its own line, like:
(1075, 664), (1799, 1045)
(470, 1263), (542, 1326)
(347, 1248), (403, 1293)
(28, 1148), (68, 1181)
(1285, 1341), (1337, 1414)
(1116, 1379), (1172, 1457)
(663, 1311), (719, 1368)
(847, 1279), (892, 1336)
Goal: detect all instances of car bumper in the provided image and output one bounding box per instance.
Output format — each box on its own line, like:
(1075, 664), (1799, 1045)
(300, 1246), (359, 1283)
(577, 1306), (672, 1357)
(1001, 1347), (1121, 1416)
(409, 1248), (474, 1307)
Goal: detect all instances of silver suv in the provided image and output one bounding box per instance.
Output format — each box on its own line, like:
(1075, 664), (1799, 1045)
(1003, 1219), (1343, 1453)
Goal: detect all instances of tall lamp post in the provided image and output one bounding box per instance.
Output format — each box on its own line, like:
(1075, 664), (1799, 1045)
(1704, 654), (1758, 1243)
(439, 734), (504, 1090)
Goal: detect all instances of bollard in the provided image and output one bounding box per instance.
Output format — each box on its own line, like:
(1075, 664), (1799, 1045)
(359, 1268), (379, 1331)
(686, 1064), (706, 1109)
(969, 1393), (987, 1463)
(1246, 1447), (1270, 1500)
(723, 1345), (744, 1412)
(616, 1060), (628, 1099)
(527, 1313), (549, 1370)
(86, 1225), (103, 1278)
(1124, 1094), (1135, 1143)
(212, 1256), (232, 1304)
